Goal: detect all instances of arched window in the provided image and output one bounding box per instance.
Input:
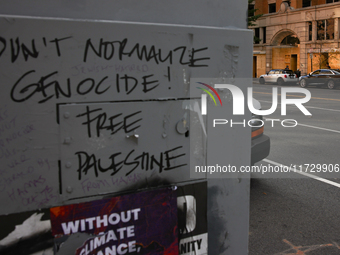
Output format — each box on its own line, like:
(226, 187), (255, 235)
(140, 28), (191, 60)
(280, 35), (300, 46)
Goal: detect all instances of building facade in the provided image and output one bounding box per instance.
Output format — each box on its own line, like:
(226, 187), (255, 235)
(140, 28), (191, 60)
(250, 0), (340, 77)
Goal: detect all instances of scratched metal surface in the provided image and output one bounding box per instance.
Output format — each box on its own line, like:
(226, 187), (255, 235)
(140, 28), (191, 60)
(0, 16), (251, 217)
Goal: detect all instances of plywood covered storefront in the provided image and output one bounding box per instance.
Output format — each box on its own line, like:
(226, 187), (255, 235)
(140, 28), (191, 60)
(307, 52), (340, 73)
(253, 54), (266, 77)
(272, 46), (300, 71)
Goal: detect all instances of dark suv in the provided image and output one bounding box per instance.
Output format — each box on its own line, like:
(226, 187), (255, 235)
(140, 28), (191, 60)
(299, 69), (340, 89)
(251, 99), (270, 165)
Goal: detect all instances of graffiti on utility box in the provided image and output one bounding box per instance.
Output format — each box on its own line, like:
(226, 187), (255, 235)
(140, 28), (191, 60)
(0, 14), (248, 214)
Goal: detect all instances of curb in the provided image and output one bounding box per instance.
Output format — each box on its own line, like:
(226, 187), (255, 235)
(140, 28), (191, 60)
(252, 79), (260, 84)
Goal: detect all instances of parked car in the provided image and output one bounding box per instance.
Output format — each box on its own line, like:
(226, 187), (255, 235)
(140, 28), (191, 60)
(251, 99), (270, 165)
(299, 69), (340, 89)
(259, 69), (298, 85)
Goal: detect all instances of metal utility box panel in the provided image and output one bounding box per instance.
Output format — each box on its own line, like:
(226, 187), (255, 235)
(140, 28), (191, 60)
(0, 15), (252, 215)
(0, 0), (247, 29)
(59, 100), (200, 199)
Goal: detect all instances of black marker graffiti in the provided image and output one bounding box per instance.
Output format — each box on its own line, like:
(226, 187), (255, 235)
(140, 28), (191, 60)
(83, 38), (210, 67)
(76, 106), (142, 138)
(10, 70), (160, 103)
(0, 36), (72, 62)
(76, 146), (187, 180)
(10, 70), (109, 104)
(49, 36), (72, 57)
(10, 38), (39, 63)
(116, 73), (159, 94)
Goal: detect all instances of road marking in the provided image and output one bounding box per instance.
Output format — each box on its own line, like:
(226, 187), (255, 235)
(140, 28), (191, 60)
(264, 118), (340, 134)
(263, 159), (340, 188)
(254, 91), (340, 102)
(259, 100), (340, 113)
(305, 105), (340, 112)
(290, 122), (340, 134)
(275, 239), (338, 255)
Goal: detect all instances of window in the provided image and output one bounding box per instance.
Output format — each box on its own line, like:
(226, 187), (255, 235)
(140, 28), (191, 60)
(326, 0), (339, 3)
(269, 3), (276, 13)
(248, 4), (255, 17)
(308, 22), (312, 41)
(317, 20), (325, 40)
(321, 70), (332, 74)
(268, 70), (275, 75)
(281, 35), (300, 46)
(303, 0), (311, 7)
(327, 19), (334, 39)
(254, 28), (260, 44)
(263, 27), (267, 44)
(283, 70), (294, 74)
(317, 19), (334, 40)
(274, 70), (280, 74)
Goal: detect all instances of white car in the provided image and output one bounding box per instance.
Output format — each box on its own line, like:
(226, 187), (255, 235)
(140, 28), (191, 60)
(259, 69), (298, 86)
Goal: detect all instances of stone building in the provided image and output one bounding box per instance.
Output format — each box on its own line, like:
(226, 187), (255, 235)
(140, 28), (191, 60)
(250, 0), (340, 77)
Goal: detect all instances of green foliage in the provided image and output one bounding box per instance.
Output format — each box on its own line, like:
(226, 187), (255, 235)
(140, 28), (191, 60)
(248, 3), (263, 27)
(253, 36), (262, 44)
(248, 13), (264, 27)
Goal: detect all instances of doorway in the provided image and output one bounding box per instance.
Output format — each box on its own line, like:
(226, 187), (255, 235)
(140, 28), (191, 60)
(320, 53), (329, 69)
(253, 56), (257, 78)
(291, 54), (297, 71)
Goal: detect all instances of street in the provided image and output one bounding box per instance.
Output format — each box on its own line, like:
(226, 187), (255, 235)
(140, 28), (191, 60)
(249, 82), (340, 254)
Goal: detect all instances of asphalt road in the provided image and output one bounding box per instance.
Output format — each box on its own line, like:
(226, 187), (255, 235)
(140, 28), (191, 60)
(249, 81), (340, 255)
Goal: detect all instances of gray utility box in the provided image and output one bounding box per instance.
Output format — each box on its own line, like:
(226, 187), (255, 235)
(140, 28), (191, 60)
(0, 16), (251, 214)
(0, 11), (252, 255)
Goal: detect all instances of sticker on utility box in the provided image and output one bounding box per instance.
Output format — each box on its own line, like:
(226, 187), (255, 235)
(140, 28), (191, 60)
(177, 182), (207, 255)
(50, 188), (178, 255)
